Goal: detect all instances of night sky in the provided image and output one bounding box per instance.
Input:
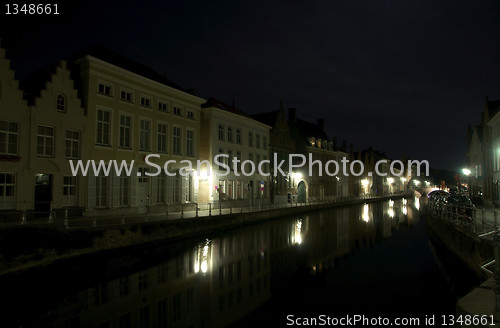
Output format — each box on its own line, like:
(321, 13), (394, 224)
(2, 0), (500, 171)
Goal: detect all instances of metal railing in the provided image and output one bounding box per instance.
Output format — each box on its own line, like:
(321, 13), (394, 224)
(0, 191), (411, 230)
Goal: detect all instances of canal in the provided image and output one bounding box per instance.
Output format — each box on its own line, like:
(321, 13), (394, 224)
(1, 197), (480, 327)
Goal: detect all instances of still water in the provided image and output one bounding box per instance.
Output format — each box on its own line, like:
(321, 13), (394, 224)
(2, 197), (478, 327)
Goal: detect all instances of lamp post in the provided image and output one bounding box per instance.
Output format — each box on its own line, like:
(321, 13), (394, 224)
(462, 168), (471, 198)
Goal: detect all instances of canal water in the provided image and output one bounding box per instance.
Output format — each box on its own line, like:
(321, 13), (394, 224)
(1, 197), (479, 327)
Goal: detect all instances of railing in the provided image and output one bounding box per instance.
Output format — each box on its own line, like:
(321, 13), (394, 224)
(0, 191), (411, 230)
(427, 200), (500, 321)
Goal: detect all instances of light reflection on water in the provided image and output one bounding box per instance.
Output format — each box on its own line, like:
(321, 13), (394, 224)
(4, 195), (470, 328)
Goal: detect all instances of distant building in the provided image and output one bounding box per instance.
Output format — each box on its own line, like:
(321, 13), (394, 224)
(251, 101), (296, 204)
(287, 107), (351, 203)
(467, 97), (500, 206)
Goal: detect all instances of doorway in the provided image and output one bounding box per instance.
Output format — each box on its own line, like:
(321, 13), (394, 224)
(35, 174), (52, 217)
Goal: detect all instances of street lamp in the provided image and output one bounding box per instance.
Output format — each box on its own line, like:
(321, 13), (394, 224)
(462, 168), (471, 197)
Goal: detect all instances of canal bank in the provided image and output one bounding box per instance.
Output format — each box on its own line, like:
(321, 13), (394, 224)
(0, 192), (412, 278)
(424, 203), (498, 326)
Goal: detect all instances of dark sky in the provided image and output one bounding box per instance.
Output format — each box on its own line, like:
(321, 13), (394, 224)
(2, 0), (500, 171)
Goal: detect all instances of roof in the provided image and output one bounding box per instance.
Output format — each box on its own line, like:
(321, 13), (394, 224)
(487, 100), (500, 118)
(293, 118), (330, 141)
(67, 45), (189, 94)
(250, 111), (278, 127)
(202, 97), (251, 118)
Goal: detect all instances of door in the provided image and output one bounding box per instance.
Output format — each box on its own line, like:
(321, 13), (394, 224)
(35, 174), (52, 217)
(297, 181), (306, 203)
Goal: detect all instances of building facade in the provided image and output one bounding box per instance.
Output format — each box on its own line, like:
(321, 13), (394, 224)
(71, 48), (206, 216)
(199, 98), (271, 208)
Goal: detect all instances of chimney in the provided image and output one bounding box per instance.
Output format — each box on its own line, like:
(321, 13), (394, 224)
(288, 108), (297, 123)
(341, 140), (347, 152)
(317, 118), (325, 132)
(350, 144), (353, 154)
(333, 137), (337, 149)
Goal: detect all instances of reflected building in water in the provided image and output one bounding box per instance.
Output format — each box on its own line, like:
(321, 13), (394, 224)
(26, 200), (421, 327)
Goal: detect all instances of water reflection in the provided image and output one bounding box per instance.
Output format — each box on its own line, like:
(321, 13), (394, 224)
(7, 198), (430, 327)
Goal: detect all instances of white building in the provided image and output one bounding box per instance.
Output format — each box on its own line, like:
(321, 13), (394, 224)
(199, 98), (271, 208)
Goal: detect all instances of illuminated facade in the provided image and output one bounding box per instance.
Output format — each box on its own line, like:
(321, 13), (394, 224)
(199, 98), (271, 207)
(71, 47), (206, 216)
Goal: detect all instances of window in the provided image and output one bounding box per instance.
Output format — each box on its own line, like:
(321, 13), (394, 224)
(140, 96), (151, 108)
(173, 127), (181, 155)
(186, 130), (194, 156)
(0, 173), (15, 209)
(156, 173), (166, 204)
(96, 175), (108, 207)
(96, 109), (111, 145)
(187, 289), (194, 314)
(139, 306), (150, 328)
(120, 90), (133, 102)
(138, 168), (149, 183)
(56, 94), (66, 112)
(173, 106), (182, 116)
(63, 176), (76, 201)
(139, 119), (151, 151)
(65, 130), (79, 159)
(219, 125), (224, 141)
(227, 127), (233, 142)
(158, 101), (168, 113)
(158, 299), (167, 327)
(138, 273), (149, 290)
(256, 134), (260, 148)
(119, 277), (130, 298)
(263, 136), (267, 150)
(236, 129), (241, 144)
(98, 82), (112, 96)
(119, 313), (131, 328)
(187, 110), (195, 120)
(157, 123), (168, 153)
(248, 132), (253, 147)
(37, 125), (54, 157)
(0, 121), (18, 155)
(119, 115), (132, 148)
(173, 293), (181, 322)
(119, 175), (129, 206)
